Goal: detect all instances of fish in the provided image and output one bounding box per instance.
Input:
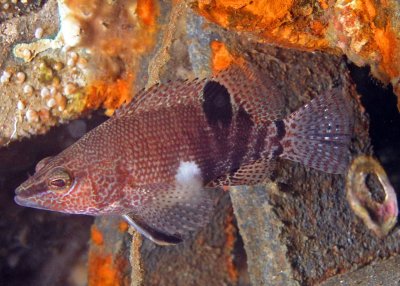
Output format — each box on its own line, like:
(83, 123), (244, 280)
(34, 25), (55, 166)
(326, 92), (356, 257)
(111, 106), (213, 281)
(14, 62), (352, 245)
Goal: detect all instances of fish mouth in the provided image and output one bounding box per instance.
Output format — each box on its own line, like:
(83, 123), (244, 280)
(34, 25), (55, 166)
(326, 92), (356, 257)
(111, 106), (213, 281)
(14, 186), (41, 208)
(14, 195), (48, 211)
(15, 182), (42, 197)
(15, 195), (35, 207)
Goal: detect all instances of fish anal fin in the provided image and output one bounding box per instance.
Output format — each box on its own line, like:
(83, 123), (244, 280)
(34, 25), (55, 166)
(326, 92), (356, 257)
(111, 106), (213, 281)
(208, 159), (275, 187)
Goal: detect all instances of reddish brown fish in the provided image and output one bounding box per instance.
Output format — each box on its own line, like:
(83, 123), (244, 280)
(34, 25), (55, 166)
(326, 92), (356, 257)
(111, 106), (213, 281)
(15, 63), (352, 245)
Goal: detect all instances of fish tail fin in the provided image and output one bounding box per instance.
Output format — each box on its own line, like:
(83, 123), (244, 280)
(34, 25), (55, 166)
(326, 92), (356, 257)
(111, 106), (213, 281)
(280, 88), (352, 174)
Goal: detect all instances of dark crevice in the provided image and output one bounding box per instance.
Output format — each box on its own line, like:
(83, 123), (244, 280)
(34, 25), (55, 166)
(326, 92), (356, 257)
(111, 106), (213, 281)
(348, 63), (400, 197)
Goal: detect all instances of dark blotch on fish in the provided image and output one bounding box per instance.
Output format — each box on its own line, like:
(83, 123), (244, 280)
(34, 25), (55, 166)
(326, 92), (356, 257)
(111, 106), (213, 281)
(202, 80), (233, 127)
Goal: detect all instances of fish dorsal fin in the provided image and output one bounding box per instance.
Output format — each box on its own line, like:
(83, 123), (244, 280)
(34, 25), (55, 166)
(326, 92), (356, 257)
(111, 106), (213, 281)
(207, 158), (275, 187)
(115, 62), (284, 122)
(115, 78), (207, 118)
(122, 163), (214, 245)
(213, 62), (285, 123)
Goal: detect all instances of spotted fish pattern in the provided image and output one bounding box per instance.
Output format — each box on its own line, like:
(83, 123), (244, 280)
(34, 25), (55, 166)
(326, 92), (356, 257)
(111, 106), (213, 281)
(15, 63), (352, 245)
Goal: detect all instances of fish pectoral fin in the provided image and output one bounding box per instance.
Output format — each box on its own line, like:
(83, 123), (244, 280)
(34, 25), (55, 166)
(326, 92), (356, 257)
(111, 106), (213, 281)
(122, 213), (182, 245)
(207, 159), (275, 187)
(123, 183), (214, 245)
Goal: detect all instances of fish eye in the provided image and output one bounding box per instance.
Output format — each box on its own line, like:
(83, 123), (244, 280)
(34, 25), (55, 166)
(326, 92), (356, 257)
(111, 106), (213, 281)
(48, 168), (72, 191)
(50, 179), (67, 188)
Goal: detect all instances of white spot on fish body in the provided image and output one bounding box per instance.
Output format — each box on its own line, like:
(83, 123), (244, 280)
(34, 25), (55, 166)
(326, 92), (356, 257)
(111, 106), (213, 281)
(175, 161), (203, 191)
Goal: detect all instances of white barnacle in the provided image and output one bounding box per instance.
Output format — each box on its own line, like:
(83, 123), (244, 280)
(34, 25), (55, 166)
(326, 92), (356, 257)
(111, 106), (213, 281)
(22, 49), (32, 61)
(0, 71), (11, 83)
(41, 87), (50, 98)
(63, 82), (77, 95)
(15, 72), (26, 84)
(26, 109), (39, 123)
(17, 100), (25, 111)
(23, 84), (34, 95)
(46, 98), (56, 108)
(34, 27), (44, 39)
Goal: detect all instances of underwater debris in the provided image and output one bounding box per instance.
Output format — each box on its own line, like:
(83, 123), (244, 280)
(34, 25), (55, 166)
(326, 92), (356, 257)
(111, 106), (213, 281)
(346, 155), (398, 237)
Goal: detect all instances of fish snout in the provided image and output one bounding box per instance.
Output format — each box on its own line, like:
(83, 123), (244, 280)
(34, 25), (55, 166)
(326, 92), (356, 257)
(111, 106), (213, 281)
(15, 185), (25, 196)
(14, 179), (42, 197)
(14, 184), (42, 208)
(14, 182), (39, 206)
(14, 185), (32, 207)
(14, 195), (42, 209)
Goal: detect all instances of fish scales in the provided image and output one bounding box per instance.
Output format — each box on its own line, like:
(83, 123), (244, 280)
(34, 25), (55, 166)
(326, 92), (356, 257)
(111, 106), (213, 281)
(14, 62), (352, 245)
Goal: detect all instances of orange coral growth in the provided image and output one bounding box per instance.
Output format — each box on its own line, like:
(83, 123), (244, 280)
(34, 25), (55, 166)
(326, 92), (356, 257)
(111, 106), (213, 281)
(136, 0), (159, 27)
(374, 24), (399, 78)
(88, 253), (120, 286)
(118, 221), (129, 232)
(85, 76), (134, 115)
(318, 0), (328, 10)
(91, 225), (104, 246)
(363, 0), (377, 19)
(195, 0), (330, 50)
(89, 224), (129, 285)
(61, 0), (160, 115)
(195, 0), (400, 107)
(210, 41), (234, 73)
(310, 21), (325, 36)
(224, 209), (239, 283)
(197, 0), (293, 30)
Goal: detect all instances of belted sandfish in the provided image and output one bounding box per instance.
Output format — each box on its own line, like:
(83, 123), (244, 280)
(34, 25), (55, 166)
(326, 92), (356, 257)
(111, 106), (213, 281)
(15, 62), (352, 245)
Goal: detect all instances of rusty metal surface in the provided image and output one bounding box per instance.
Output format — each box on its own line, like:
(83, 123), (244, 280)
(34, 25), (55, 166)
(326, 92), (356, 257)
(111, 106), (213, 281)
(230, 184), (299, 286)
(321, 255), (400, 286)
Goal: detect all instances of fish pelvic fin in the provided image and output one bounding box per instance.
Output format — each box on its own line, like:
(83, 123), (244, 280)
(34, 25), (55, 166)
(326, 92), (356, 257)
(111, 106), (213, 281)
(123, 213), (182, 245)
(280, 88), (353, 174)
(123, 181), (214, 245)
